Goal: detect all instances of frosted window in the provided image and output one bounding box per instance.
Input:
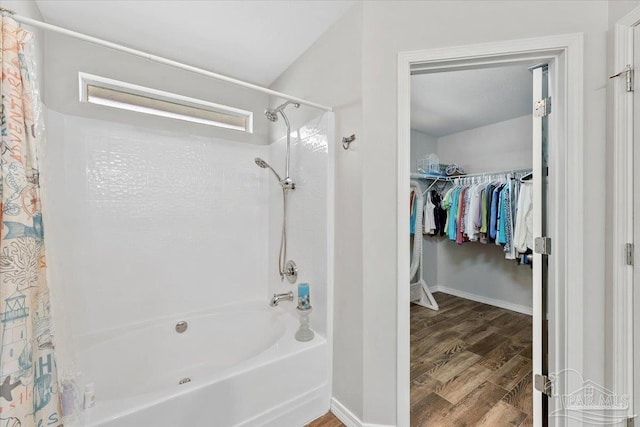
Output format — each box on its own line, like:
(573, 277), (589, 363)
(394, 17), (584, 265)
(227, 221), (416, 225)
(79, 73), (253, 132)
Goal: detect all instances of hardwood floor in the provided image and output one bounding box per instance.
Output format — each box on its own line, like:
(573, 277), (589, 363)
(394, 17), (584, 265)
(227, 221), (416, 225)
(306, 411), (345, 427)
(307, 293), (532, 427)
(411, 293), (532, 426)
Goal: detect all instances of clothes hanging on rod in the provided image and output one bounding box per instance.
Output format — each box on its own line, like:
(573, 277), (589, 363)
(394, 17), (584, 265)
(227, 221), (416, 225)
(435, 170), (531, 260)
(420, 189), (447, 236)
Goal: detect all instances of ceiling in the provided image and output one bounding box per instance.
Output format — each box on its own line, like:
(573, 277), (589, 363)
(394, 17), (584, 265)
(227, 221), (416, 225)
(35, 0), (354, 86)
(411, 65), (534, 137)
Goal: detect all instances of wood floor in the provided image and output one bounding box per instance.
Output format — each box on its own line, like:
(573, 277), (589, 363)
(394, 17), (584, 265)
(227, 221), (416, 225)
(410, 293), (532, 426)
(306, 411), (344, 427)
(307, 292), (532, 427)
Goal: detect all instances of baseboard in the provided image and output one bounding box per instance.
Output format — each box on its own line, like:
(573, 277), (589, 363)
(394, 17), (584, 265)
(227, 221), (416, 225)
(433, 285), (533, 316)
(330, 398), (396, 427)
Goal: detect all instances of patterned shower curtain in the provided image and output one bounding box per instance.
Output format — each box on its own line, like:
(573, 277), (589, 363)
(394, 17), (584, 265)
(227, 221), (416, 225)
(0, 15), (62, 427)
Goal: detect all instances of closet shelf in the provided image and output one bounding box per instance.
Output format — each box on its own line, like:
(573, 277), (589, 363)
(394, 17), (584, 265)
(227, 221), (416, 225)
(411, 168), (532, 194)
(411, 167), (532, 182)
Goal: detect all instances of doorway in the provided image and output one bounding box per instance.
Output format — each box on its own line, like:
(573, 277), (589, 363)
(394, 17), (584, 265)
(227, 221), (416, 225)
(397, 35), (585, 427)
(409, 62), (538, 425)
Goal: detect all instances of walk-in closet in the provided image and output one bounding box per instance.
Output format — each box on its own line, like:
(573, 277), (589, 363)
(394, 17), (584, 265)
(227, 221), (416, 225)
(409, 64), (536, 426)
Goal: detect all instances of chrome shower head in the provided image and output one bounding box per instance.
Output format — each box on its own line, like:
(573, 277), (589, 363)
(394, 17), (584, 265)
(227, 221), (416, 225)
(254, 157), (282, 182)
(264, 101), (300, 122)
(255, 157), (269, 168)
(264, 109), (279, 122)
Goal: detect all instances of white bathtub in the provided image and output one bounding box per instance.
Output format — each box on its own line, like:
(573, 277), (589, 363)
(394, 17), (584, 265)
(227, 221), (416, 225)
(77, 302), (330, 427)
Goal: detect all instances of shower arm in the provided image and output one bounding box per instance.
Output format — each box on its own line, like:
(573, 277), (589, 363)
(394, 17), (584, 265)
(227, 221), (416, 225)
(280, 111), (292, 181)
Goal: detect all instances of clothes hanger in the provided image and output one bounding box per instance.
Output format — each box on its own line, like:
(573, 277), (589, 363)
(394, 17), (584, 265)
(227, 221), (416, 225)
(520, 171), (533, 182)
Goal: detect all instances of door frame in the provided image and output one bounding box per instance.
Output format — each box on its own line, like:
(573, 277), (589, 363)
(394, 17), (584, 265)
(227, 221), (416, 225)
(397, 33), (584, 427)
(611, 5), (640, 424)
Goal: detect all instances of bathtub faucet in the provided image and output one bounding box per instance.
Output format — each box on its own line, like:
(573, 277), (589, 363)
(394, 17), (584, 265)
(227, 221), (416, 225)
(270, 291), (294, 307)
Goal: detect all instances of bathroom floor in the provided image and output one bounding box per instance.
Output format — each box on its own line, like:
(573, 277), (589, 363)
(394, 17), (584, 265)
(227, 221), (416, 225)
(307, 292), (533, 427)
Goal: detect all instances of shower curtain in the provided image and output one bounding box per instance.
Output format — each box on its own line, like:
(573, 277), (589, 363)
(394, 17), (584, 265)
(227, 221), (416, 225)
(0, 15), (62, 426)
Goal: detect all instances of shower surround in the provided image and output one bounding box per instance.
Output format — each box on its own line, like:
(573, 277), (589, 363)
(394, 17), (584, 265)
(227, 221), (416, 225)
(42, 110), (333, 426)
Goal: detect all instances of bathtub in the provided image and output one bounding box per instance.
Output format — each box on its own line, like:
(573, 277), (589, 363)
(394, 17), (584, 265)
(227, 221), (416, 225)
(77, 301), (330, 427)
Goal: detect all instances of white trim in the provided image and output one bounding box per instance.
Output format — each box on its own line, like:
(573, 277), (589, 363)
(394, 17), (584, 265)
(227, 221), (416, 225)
(331, 398), (396, 427)
(612, 4), (640, 423)
(397, 33), (584, 427)
(326, 112), (337, 409)
(331, 398), (362, 427)
(433, 285), (533, 316)
(11, 13), (333, 112)
(396, 49), (412, 427)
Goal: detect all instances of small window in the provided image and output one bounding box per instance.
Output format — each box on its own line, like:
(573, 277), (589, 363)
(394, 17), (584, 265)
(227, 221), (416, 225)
(79, 73), (253, 133)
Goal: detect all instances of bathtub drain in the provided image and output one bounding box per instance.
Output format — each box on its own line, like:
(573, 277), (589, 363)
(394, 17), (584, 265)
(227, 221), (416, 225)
(179, 378), (191, 385)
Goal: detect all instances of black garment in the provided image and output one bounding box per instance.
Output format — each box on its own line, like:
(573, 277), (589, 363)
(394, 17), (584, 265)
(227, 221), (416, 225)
(431, 192), (447, 236)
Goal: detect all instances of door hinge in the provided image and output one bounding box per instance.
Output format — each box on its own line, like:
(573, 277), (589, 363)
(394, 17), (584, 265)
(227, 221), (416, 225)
(610, 64), (634, 92)
(534, 237), (551, 255)
(534, 374), (553, 396)
(628, 416), (636, 427)
(626, 243), (634, 266)
(534, 97), (552, 118)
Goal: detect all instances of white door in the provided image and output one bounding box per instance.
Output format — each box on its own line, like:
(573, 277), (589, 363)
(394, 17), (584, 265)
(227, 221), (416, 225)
(531, 64), (550, 427)
(634, 24), (640, 427)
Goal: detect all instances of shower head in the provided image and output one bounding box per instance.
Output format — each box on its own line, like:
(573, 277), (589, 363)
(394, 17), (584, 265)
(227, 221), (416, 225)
(264, 101), (300, 122)
(254, 157), (282, 182)
(264, 109), (279, 122)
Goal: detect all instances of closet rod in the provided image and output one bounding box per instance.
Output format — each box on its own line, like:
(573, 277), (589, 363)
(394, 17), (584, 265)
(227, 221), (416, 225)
(2, 9), (334, 113)
(449, 167), (532, 181)
(413, 167), (532, 196)
(412, 167), (532, 181)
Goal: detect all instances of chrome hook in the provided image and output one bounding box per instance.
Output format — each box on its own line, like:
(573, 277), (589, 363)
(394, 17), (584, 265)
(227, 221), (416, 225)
(342, 134), (356, 150)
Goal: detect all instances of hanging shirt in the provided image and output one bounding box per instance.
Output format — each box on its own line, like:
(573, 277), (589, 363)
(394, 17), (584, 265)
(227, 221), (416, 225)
(448, 188), (461, 241)
(424, 190), (437, 235)
(480, 183), (493, 243)
(410, 191), (417, 235)
(502, 181), (516, 259)
(467, 184), (483, 242)
(442, 187), (455, 234)
(456, 187), (468, 244)
(489, 184), (502, 240)
(432, 191), (447, 236)
(514, 181), (533, 253)
(497, 183), (509, 245)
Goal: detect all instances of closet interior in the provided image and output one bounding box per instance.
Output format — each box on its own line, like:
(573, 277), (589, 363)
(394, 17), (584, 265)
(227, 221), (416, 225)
(409, 64), (536, 426)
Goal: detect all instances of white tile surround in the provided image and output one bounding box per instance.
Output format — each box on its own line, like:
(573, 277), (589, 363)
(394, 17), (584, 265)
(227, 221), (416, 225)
(43, 111), (271, 338)
(267, 113), (332, 338)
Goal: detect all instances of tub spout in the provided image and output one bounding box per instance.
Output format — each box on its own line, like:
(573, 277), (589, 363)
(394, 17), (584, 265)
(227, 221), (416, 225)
(270, 291), (294, 307)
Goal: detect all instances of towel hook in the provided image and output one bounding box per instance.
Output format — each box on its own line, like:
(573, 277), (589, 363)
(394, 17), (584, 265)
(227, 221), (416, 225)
(342, 134), (356, 150)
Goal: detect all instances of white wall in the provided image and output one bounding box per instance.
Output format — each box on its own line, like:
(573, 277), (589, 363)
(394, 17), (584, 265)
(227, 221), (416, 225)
(437, 115), (532, 174)
(43, 112), (269, 338)
(409, 130), (437, 173)
(43, 32), (269, 145)
(270, 4), (364, 419)
(360, 2), (607, 424)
